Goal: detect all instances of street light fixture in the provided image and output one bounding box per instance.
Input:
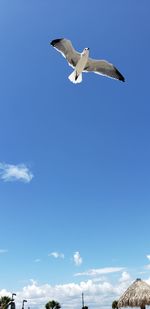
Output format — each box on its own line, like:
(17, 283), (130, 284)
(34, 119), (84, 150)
(6, 293), (16, 309)
(22, 300), (27, 309)
(12, 294), (16, 301)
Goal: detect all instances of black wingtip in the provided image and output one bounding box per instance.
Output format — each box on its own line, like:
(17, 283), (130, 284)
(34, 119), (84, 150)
(115, 67), (125, 82)
(50, 38), (64, 46)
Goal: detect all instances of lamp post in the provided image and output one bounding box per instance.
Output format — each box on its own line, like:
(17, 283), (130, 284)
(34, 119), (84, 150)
(82, 293), (84, 309)
(12, 294), (16, 301)
(81, 293), (88, 309)
(6, 293), (16, 309)
(22, 300), (27, 309)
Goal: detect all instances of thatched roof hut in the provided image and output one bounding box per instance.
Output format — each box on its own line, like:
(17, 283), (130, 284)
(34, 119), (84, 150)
(118, 279), (150, 309)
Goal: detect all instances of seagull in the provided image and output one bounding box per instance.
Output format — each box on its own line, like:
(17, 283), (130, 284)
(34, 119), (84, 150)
(50, 38), (125, 84)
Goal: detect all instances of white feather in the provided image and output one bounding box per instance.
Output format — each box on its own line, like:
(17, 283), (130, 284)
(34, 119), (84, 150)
(68, 71), (82, 84)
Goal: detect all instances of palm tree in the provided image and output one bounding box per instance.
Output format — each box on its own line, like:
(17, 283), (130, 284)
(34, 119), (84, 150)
(0, 296), (12, 309)
(112, 300), (118, 309)
(45, 300), (61, 309)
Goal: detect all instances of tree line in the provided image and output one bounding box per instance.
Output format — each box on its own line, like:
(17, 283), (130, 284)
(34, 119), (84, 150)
(0, 295), (119, 309)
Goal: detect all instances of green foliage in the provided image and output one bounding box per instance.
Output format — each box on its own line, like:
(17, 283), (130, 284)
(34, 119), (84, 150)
(112, 300), (118, 309)
(0, 296), (12, 309)
(45, 300), (61, 309)
(82, 306), (88, 309)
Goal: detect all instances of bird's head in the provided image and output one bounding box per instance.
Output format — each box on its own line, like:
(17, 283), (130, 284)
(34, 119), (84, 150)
(82, 47), (89, 56)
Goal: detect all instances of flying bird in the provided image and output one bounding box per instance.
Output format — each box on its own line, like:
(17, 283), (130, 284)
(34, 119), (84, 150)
(50, 38), (125, 84)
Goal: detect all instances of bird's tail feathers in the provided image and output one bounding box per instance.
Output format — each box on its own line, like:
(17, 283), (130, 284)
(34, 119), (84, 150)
(68, 71), (82, 84)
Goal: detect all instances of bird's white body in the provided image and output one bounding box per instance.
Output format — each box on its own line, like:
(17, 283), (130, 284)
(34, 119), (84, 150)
(68, 48), (89, 84)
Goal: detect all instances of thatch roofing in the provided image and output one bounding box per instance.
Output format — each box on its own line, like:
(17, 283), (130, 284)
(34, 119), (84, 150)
(118, 279), (150, 308)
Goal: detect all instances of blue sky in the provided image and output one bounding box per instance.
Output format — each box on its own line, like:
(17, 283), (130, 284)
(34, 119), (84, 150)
(0, 1), (150, 308)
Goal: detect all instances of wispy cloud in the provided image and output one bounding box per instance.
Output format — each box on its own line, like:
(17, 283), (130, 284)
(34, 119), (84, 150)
(0, 249), (8, 254)
(75, 267), (124, 276)
(73, 251), (83, 266)
(146, 255), (150, 261)
(34, 259), (41, 263)
(49, 252), (64, 259)
(0, 162), (33, 183)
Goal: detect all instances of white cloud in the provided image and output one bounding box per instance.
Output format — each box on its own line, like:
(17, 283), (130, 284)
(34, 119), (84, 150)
(144, 255), (150, 269)
(73, 252), (83, 266)
(0, 162), (33, 183)
(0, 289), (11, 297)
(0, 275), (132, 309)
(49, 252), (64, 259)
(75, 267), (124, 277)
(119, 271), (131, 283)
(0, 249), (8, 254)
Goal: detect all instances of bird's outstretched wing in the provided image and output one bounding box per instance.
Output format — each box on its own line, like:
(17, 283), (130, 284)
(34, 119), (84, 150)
(50, 38), (81, 68)
(84, 58), (125, 82)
